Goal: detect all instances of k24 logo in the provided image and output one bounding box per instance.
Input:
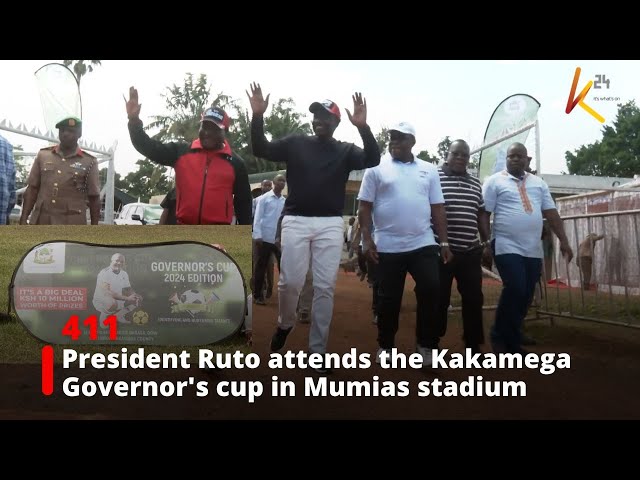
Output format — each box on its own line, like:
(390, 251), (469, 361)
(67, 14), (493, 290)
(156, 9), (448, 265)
(565, 67), (605, 123)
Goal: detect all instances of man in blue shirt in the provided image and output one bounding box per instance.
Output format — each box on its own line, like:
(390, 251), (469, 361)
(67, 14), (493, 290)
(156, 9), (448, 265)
(483, 142), (573, 354)
(0, 134), (16, 225)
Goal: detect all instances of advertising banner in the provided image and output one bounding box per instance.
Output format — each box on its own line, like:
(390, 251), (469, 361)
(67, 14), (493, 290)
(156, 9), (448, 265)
(478, 94), (540, 183)
(34, 63), (82, 133)
(10, 241), (247, 345)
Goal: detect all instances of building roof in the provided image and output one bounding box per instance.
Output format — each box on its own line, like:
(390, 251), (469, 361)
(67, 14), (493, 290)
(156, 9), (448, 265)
(538, 173), (636, 195)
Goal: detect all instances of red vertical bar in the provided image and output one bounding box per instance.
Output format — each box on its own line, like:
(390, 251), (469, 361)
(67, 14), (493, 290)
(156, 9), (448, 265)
(41, 345), (54, 396)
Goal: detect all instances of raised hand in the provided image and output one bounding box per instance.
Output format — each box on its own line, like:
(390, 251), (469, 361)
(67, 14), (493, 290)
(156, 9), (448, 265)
(345, 92), (368, 128)
(246, 82), (270, 116)
(125, 86), (142, 120)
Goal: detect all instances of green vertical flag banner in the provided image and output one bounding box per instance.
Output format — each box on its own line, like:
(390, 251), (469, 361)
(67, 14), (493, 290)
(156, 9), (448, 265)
(478, 94), (540, 183)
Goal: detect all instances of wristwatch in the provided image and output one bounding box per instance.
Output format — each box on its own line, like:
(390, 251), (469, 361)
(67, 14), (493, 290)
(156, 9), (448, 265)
(440, 242), (450, 247)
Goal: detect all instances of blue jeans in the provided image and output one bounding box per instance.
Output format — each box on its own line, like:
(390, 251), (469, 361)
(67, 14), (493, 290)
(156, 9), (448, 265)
(491, 253), (542, 352)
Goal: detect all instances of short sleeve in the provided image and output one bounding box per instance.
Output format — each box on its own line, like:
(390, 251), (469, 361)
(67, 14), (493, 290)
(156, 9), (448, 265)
(482, 176), (497, 213)
(429, 169), (445, 204)
(540, 181), (555, 211)
(357, 167), (378, 203)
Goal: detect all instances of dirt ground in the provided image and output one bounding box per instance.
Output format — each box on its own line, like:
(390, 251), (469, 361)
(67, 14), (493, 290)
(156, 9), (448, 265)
(1, 270), (639, 420)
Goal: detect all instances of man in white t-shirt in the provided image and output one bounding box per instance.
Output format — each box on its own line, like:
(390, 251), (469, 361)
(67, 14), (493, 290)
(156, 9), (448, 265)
(92, 253), (143, 323)
(358, 121), (452, 367)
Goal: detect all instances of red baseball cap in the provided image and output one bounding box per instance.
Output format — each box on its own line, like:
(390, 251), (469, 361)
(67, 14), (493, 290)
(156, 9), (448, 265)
(309, 99), (341, 120)
(201, 106), (230, 129)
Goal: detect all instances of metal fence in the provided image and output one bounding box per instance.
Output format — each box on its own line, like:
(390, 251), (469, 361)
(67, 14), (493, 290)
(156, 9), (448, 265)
(537, 210), (640, 328)
(447, 210), (640, 329)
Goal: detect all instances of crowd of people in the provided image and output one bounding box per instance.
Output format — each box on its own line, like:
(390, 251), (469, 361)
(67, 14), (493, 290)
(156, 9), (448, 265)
(244, 84), (576, 373)
(1, 84), (586, 375)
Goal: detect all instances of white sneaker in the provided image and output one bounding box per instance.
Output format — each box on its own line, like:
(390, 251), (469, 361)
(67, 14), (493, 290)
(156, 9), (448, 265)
(416, 346), (433, 367)
(376, 348), (391, 364)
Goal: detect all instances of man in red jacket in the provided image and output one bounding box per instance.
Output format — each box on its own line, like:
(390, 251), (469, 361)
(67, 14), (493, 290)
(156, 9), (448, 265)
(125, 87), (252, 225)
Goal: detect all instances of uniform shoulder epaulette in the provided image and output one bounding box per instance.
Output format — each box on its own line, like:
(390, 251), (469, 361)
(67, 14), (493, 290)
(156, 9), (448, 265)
(39, 146), (55, 152)
(80, 150), (97, 160)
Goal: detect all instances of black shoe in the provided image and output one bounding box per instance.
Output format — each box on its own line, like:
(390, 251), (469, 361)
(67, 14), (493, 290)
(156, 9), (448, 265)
(310, 360), (333, 375)
(270, 327), (292, 352)
(313, 365), (333, 374)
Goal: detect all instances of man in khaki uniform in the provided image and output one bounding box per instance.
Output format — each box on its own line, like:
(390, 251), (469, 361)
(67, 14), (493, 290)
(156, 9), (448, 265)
(20, 117), (100, 225)
(578, 233), (605, 290)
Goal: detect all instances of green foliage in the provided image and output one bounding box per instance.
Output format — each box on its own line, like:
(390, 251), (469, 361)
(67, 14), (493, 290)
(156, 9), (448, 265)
(375, 126), (389, 156)
(565, 100), (640, 177)
(242, 97), (312, 173)
(417, 149), (439, 164)
(437, 136), (452, 162)
(143, 73), (238, 188)
(12, 145), (29, 187)
(62, 60), (102, 85)
(142, 73), (314, 175)
(146, 73), (219, 143)
(98, 167), (124, 192)
(469, 152), (480, 170)
(119, 159), (173, 202)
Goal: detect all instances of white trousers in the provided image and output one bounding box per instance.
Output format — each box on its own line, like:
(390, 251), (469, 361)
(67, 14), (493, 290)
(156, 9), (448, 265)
(278, 215), (344, 354)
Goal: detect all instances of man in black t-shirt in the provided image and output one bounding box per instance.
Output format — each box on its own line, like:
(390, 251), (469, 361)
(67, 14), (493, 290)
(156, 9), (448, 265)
(247, 82), (380, 373)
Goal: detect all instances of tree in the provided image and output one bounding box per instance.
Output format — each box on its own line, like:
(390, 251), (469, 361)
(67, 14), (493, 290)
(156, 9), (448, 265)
(147, 73), (222, 143)
(62, 60), (101, 86)
(231, 97), (311, 174)
(99, 167), (124, 191)
(12, 145), (30, 188)
(118, 159), (173, 203)
(144, 73), (237, 187)
(565, 100), (640, 177)
(146, 73), (312, 175)
(375, 126), (389, 155)
(437, 136), (452, 162)
(417, 149), (439, 164)
(469, 152), (480, 170)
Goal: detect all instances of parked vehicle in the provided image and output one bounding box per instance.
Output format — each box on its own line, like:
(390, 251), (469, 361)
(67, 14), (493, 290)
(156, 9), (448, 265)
(114, 202), (162, 225)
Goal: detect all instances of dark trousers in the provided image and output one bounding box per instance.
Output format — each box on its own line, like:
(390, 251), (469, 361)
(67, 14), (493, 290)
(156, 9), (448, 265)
(376, 245), (440, 349)
(357, 245), (367, 275)
(254, 242), (281, 301)
(367, 257), (379, 314)
(436, 249), (484, 348)
(492, 253), (542, 352)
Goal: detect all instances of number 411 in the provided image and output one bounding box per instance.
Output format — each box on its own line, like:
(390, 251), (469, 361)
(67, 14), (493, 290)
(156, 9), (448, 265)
(62, 315), (118, 341)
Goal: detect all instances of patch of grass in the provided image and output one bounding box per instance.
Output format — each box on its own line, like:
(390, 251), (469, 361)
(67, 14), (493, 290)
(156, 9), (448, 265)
(535, 285), (640, 326)
(449, 280), (640, 326)
(0, 225), (251, 363)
